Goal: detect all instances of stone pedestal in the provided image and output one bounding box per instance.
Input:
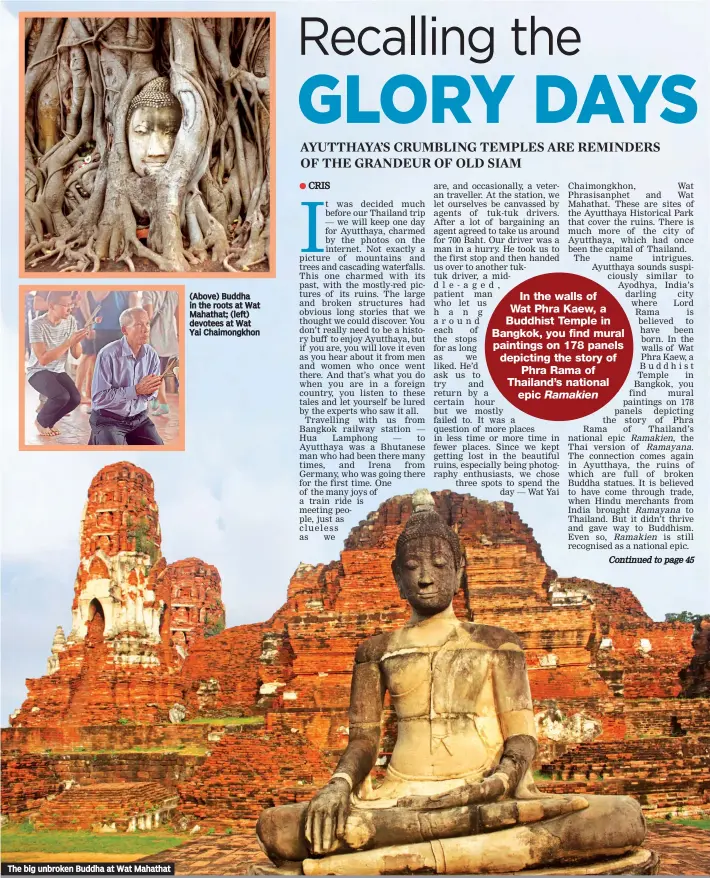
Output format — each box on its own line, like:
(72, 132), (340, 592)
(525, 848), (659, 875)
(297, 848), (659, 876)
(249, 848), (660, 876)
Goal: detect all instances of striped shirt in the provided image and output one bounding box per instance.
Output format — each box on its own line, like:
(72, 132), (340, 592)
(27, 314), (78, 378)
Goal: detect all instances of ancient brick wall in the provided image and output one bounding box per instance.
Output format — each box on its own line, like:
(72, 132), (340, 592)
(178, 725), (331, 829)
(1, 723), (215, 755)
(539, 736), (710, 816)
(13, 644), (186, 728)
(1, 752), (206, 820)
(181, 623), (265, 717)
(33, 783), (178, 831)
(623, 698), (710, 738)
(570, 577), (651, 623)
(1, 754), (63, 820)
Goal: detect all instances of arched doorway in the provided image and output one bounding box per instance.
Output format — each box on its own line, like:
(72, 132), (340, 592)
(86, 598), (105, 645)
(67, 598), (108, 722)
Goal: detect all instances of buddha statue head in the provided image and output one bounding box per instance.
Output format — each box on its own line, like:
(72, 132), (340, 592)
(392, 489), (465, 616)
(127, 77), (182, 177)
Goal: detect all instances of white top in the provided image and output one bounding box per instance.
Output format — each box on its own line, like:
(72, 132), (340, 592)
(143, 290), (179, 357)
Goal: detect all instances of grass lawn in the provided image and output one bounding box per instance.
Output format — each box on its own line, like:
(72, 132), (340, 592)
(649, 817), (710, 830)
(1, 824), (191, 859)
(184, 716), (264, 726)
(65, 745), (209, 756)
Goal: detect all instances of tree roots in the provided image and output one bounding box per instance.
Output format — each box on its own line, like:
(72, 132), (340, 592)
(24, 16), (270, 273)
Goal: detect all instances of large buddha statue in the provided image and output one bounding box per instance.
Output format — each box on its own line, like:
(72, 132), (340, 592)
(127, 77), (182, 177)
(256, 490), (652, 875)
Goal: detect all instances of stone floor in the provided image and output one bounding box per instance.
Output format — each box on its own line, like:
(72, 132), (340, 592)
(23, 383), (180, 448)
(645, 824), (710, 876)
(139, 833), (268, 875)
(137, 825), (710, 875)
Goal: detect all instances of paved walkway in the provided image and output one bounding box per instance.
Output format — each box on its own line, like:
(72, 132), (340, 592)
(23, 383), (180, 448)
(138, 824), (710, 875)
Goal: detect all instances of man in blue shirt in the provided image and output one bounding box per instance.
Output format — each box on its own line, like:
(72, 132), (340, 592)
(89, 307), (164, 445)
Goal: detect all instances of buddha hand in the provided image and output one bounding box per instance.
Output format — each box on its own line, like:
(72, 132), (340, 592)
(398, 774), (507, 810)
(305, 776), (351, 855)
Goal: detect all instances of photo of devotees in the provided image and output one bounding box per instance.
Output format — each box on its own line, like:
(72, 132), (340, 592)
(21, 288), (184, 449)
(22, 15), (271, 276)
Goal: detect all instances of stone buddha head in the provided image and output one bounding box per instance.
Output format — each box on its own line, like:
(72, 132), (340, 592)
(127, 77), (182, 177)
(392, 489), (465, 616)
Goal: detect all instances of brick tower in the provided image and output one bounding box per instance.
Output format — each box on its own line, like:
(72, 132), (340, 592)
(10, 463), (222, 726)
(161, 559), (226, 658)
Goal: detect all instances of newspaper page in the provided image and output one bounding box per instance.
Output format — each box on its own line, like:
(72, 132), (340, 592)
(1, 1), (708, 875)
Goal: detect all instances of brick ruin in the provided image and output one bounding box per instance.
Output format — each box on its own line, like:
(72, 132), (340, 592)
(3, 470), (709, 832)
(9, 464), (224, 729)
(179, 491), (710, 820)
(33, 783), (178, 833)
(163, 559), (226, 659)
(682, 618), (710, 698)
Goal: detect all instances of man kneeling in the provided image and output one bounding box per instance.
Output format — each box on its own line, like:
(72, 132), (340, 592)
(89, 307), (164, 446)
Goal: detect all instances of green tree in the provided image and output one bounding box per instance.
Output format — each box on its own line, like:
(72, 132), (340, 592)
(665, 611), (710, 626)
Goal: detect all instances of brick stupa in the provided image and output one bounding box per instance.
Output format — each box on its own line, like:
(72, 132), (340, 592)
(11, 463), (224, 727)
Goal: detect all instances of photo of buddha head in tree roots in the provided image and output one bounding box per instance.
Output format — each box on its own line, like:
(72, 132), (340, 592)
(23, 15), (272, 275)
